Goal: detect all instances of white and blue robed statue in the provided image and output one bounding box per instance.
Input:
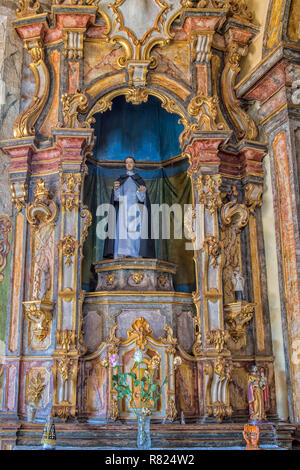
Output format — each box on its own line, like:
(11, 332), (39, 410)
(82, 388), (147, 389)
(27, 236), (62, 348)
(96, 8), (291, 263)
(103, 156), (155, 259)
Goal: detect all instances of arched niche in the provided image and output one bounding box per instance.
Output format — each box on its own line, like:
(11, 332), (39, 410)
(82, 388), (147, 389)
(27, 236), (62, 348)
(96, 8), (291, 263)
(82, 93), (196, 294)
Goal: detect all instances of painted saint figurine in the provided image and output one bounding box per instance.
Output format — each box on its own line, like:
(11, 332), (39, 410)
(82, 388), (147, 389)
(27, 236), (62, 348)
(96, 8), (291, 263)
(232, 266), (245, 301)
(41, 414), (56, 450)
(103, 156), (155, 259)
(243, 423), (261, 450)
(248, 365), (269, 423)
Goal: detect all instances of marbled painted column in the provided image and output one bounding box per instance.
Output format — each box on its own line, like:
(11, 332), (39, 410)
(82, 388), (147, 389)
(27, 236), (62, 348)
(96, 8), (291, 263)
(51, 129), (93, 421)
(244, 181), (265, 353)
(0, 141), (32, 416)
(183, 13), (226, 96)
(242, 56), (300, 422)
(52, 4), (97, 97)
(184, 132), (233, 422)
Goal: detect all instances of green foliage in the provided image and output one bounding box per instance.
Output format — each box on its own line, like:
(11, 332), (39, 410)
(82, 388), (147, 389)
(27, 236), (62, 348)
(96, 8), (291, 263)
(111, 364), (167, 415)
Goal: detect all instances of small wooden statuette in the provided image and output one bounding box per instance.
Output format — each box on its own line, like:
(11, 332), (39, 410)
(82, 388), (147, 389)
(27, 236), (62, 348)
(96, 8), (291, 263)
(243, 424), (261, 450)
(248, 365), (269, 423)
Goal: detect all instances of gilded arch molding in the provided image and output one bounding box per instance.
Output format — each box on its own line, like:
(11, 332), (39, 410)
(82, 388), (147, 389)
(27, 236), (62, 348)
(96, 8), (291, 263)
(85, 84), (191, 148)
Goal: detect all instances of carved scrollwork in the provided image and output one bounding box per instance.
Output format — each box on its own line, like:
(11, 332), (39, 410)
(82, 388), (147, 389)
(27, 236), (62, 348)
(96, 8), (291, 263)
(225, 302), (254, 350)
(56, 329), (77, 352)
(15, 0), (43, 18)
(188, 94), (225, 132)
(203, 236), (222, 268)
(158, 324), (178, 354)
(26, 179), (57, 230)
(192, 315), (202, 356)
(127, 317), (154, 350)
(221, 185), (249, 304)
(58, 235), (79, 265)
(86, 88), (189, 148)
(227, 0), (254, 23)
(125, 87), (149, 105)
(106, 323), (121, 354)
(60, 173), (82, 211)
(221, 186), (248, 228)
(58, 89), (89, 129)
(0, 217), (11, 283)
(196, 174), (222, 214)
(23, 301), (54, 343)
(14, 38), (49, 138)
(221, 36), (258, 141)
(10, 182), (28, 212)
(54, 402), (73, 422)
(244, 183), (263, 215)
(57, 355), (73, 382)
(207, 329), (229, 353)
(182, 0), (227, 8)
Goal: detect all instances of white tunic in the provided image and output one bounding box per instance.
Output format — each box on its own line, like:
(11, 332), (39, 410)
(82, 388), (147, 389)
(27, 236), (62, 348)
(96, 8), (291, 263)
(113, 171), (146, 258)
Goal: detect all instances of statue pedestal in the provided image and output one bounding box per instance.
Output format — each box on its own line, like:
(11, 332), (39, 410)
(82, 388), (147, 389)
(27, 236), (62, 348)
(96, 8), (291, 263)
(94, 258), (176, 292)
(83, 260), (195, 357)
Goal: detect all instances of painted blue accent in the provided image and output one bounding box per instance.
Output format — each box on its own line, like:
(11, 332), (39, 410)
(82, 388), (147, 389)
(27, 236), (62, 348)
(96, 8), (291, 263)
(87, 161), (189, 179)
(93, 95), (183, 162)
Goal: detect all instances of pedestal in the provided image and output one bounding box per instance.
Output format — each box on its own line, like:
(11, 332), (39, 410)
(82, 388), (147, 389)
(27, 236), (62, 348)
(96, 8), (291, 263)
(94, 258), (176, 292)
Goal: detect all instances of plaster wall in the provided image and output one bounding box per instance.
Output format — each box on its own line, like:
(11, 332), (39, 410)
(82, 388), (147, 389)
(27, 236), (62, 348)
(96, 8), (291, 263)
(239, 0), (271, 81)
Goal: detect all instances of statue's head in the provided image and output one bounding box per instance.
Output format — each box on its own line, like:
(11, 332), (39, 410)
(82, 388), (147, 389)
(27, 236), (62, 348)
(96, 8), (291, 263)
(125, 156), (136, 172)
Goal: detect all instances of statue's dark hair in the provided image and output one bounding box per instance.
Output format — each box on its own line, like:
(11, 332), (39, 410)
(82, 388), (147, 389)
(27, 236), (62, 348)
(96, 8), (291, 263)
(124, 156), (136, 163)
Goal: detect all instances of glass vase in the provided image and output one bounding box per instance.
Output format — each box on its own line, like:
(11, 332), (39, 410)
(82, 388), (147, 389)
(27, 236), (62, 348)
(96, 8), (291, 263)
(136, 411), (151, 450)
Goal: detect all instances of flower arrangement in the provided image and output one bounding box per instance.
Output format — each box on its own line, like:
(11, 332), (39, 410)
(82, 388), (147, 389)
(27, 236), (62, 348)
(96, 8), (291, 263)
(102, 349), (182, 417)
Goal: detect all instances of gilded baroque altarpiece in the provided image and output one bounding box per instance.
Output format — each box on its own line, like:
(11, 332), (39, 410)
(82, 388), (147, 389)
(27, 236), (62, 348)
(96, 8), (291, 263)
(0, 0), (299, 448)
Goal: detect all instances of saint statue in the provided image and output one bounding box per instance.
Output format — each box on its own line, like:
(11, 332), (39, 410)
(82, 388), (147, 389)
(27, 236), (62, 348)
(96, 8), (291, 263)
(248, 365), (269, 423)
(232, 266), (245, 301)
(103, 156), (155, 259)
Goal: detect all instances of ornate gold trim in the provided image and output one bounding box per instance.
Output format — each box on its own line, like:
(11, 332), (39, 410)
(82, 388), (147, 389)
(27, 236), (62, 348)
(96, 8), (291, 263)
(26, 179), (57, 229)
(196, 174), (223, 214)
(221, 36), (258, 141)
(13, 38), (49, 138)
(15, 0), (43, 18)
(86, 87), (189, 142)
(0, 217), (11, 283)
(225, 302), (255, 350)
(58, 235), (79, 265)
(10, 182), (28, 213)
(58, 90), (89, 129)
(23, 300), (54, 344)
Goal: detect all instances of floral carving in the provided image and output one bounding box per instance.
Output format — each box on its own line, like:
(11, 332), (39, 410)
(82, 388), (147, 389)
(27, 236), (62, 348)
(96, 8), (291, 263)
(0, 217), (11, 283)
(127, 317), (154, 350)
(27, 371), (46, 406)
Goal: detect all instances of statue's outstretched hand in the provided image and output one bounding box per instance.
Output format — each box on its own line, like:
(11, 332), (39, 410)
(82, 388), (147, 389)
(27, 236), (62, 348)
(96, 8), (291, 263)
(138, 185), (146, 192)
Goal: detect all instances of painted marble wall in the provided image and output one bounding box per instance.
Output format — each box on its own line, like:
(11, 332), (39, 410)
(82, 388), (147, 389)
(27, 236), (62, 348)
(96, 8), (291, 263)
(0, 3), (23, 350)
(0, 4), (23, 214)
